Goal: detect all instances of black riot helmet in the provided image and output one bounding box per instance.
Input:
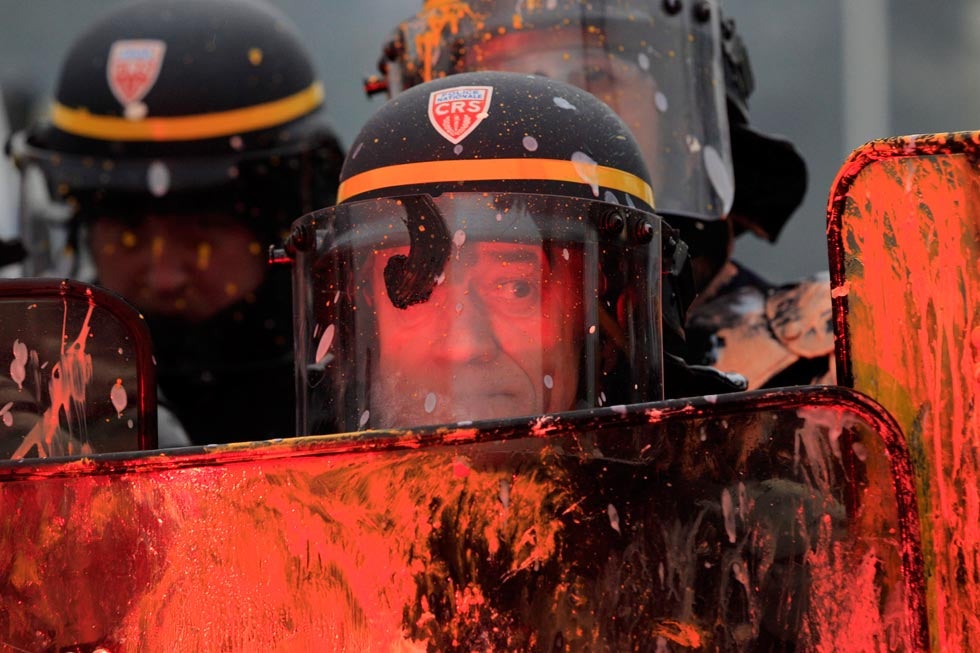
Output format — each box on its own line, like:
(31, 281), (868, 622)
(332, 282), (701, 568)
(368, 0), (806, 295)
(283, 71), (665, 434)
(8, 0), (344, 277)
(7, 0), (345, 444)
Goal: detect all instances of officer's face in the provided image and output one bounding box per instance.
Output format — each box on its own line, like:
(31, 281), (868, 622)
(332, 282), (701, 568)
(89, 213), (267, 322)
(368, 241), (583, 427)
(476, 32), (660, 175)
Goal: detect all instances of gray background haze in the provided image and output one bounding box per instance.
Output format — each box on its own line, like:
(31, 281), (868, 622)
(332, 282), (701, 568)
(0, 1), (976, 283)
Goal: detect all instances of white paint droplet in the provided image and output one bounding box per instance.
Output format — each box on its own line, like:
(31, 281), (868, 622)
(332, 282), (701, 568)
(333, 290), (341, 303)
(352, 142), (364, 159)
(543, 374), (554, 389)
(499, 479), (510, 509)
(453, 229), (466, 248)
(522, 135), (538, 151)
(722, 488), (736, 543)
(852, 441), (868, 461)
(10, 340), (27, 390)
(553, 96), (576, 110)
(655, 91), (668, 113)
(315, 324), (335, 364)
(637, 52), (650, 71)
(147, 161), (171, 197)
(229, 135), (244, 151)
(124, 101), (148, 121)
(359, 410), (370, 428)
(607, 503), (621, 533)
(571, 151), (600, 197)
(424, 392), (437, 413)
(453, 144), (464, 155)
(704, 144), (734, 214)
(561, 248), (570, 261)
(588, 324), (597, 334)
(686, 134), (702, 153)
(495, 212), (503, 222)
(110, 379), (127, 416)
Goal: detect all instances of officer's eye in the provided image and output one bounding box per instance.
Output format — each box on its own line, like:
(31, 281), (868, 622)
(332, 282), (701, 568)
(508, 280), (533, 299)
(486, 277), (539, 317)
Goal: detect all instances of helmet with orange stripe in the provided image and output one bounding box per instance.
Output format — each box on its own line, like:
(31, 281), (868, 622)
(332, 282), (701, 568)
(284, 70), (667, 434)
(8, 0), (344, 444)
(10, 0), (343, 279)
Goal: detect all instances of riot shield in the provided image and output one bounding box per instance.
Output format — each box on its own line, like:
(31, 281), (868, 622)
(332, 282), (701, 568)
(828, 131), (980, 652)
(0, 387), (926, 651)
(0, 278), (156, 457)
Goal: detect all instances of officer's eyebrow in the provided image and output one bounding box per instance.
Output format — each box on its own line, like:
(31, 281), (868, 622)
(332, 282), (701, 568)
(480, 247), (546, 266)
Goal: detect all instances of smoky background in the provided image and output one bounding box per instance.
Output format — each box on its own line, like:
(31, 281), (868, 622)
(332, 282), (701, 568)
(0, 0), (975, 283)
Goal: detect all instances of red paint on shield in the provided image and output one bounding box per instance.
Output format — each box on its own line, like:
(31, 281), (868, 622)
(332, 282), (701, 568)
(829, 130), (980, 651)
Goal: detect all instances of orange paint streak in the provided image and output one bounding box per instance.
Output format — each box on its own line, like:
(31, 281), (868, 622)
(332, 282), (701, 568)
(414, 2), (482, 83)
(832, 134), (980, 651)
(11, 295), (97, 458)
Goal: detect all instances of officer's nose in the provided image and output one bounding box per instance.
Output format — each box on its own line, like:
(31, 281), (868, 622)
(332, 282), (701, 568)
(143, 232), (191, 295)
(438, 290), (500, 363)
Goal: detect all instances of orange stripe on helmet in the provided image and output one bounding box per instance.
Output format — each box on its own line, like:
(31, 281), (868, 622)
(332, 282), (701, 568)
(51, 82), (323, 142)
(337, 158), (656, 207)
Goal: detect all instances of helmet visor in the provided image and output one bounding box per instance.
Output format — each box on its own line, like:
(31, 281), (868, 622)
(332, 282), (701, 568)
(8, 129), (337, 279)
(387, 0), (733, 221)
(292, 192), (663, 434)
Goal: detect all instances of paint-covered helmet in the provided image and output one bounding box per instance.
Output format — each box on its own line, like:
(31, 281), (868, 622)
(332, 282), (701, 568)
(285, 71), (665, 434)
(370, 0), (806, 293)
(373, 0), (730, 224)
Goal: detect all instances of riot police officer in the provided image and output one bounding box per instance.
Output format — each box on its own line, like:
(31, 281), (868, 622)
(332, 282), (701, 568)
(284, 70), (667, 433)
(8, 0), (345, 444)
(367, 0), (832, 394)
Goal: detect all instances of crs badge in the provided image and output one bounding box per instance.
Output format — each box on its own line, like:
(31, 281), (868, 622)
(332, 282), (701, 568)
(428, 86), (493, 145)
(106, 39), (166, 119)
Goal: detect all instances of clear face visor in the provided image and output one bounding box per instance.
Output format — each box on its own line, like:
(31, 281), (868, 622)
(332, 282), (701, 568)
(8, 130), (318, 279)
(292, 192), (663, 434)
(388, 0), (733, 221)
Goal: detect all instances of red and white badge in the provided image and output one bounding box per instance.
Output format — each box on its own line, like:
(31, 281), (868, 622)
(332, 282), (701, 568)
(428, 85), (493, 145)
(106, 39), (166, 111)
